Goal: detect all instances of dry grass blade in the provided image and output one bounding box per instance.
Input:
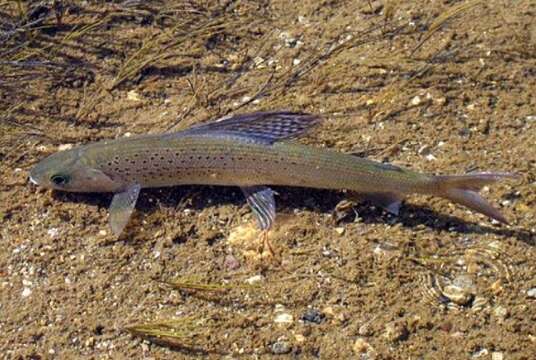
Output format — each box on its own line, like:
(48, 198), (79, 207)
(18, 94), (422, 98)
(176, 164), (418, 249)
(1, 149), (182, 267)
(411, 0), (484, 56)
(109, 14), (255, 90)
(161, 276), (233, 293)
(125, 317), (208, 350)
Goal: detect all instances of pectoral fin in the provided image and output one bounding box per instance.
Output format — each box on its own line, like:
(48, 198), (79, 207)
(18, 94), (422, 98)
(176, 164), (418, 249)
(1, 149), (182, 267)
(349, 191), (403, 215)
(109, 184), (141, 236)
(241, 186), (276, 230)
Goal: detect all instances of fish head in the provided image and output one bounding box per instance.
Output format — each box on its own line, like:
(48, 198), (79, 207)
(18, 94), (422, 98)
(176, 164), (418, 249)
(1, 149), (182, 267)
(30, 147), (123, 193)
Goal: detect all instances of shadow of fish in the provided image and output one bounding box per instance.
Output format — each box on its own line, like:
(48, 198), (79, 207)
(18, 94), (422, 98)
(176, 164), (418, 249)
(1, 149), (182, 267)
(30, 111), (518, 236)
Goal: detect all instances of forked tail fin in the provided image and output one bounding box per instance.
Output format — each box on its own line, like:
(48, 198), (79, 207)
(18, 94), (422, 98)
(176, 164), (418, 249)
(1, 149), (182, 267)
(433, 172), (518, 224)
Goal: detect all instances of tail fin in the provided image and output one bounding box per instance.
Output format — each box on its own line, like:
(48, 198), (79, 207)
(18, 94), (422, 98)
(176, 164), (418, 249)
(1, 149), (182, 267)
(433, 172), (518, 224)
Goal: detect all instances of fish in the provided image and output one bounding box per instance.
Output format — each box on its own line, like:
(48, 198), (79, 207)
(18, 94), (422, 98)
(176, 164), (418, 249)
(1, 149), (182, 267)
(29, 111), (518, 236)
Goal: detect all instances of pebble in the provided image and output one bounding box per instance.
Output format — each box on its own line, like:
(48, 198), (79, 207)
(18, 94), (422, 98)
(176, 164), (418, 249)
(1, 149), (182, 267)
(352, 337), (376, 357)
(301, 309), (325, 324)
(383, 321), (409, 343)
(21, 287), (32, 298)
(271, 339), (291, 354)
(493, 305), (508, 320)
(127, 90), (141, 101)
(334, 227), (345, 235)
(294, 334), (306, 343)
(472, 348), (488, 358)
(47, 228), (59, 238)
(58, 143), (73, 151)
(410, 95), (421, 106)
(527, 288), (536, 298)
(224, 254), (240, 270)
(274, 312), (293, 324)
(245, 275), (263, 285)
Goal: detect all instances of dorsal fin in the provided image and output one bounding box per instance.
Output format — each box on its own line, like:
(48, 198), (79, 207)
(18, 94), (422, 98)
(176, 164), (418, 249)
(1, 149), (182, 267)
(173, 111), (321, 144)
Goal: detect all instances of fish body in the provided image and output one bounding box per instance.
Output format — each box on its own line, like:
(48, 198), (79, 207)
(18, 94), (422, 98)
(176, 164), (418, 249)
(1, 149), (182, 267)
(30, 111), (516, 235)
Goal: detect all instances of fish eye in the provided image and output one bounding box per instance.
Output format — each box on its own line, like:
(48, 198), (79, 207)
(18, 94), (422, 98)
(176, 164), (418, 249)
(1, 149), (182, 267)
(50, 174), (69, 186)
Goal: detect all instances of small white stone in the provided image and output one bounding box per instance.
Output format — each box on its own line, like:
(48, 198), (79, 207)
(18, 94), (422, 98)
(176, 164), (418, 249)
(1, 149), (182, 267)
(99, 230), (107, 236)
(47, 228), (59, 238)
(292, 58), (301, 66)
(241, 96), (252, 103)
(123, 132), (132, 137)
(48, 349), (55, 355)
(425, 154), (437, 161)
(58, 143), (73, 151)
(22, 287), (32, 298)
(472, 348), (488, 358)
(525, 115), (536, 122)
(334, 227), (345, 235)
(245, 275), (263, 285)
(127, 90), (141, 101)
(527, 288), (536, 298)
(274, 312), (293, 324)
(410, 95), (421, 106)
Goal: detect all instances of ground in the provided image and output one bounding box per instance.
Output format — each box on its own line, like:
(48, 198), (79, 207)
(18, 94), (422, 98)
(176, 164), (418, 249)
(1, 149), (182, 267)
(1, 0), (535, 359)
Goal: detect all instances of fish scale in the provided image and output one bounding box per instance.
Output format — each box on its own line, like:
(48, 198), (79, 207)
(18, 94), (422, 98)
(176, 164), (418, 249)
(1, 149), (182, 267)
(30, 111), (517, 236)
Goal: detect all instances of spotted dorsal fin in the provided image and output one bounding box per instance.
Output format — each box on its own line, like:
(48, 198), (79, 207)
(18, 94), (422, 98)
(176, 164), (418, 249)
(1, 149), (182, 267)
(174, 111), (321, 144)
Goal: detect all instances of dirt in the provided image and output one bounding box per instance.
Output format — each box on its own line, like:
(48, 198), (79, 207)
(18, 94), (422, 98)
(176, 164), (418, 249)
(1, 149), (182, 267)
(1, 0), (535, 359)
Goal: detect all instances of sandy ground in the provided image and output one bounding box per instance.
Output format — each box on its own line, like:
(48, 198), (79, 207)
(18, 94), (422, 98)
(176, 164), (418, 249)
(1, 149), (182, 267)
(1, 0), (535, 359)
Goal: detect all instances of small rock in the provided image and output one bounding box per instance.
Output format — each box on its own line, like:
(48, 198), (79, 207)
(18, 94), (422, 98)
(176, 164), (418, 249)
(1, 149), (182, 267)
(274, 313), (293, 324)
(383, 321), (409, 343)
(294, 334), (306, 343)
(47, 228), (59, 238)
(292, 58), (301, 66)
(271, 339), (291, 354)
(493, 305), (508, 320)
(127, 90), (141, 101)
(334, 227), (345, 235)
(57, 143), (73, 151)
(322, 306), (335, 317)
(21, 287), (32, 298)
(301, 309), (325, 324)
(353, 337), (376, 358)
(224, 254), (240, 270)
(472, 348), (488, 358)
(245, 275), (263, 285)
(409, 95), (421, 106)
(491, 352), (504, 360)
(527, 288), (536, 298)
